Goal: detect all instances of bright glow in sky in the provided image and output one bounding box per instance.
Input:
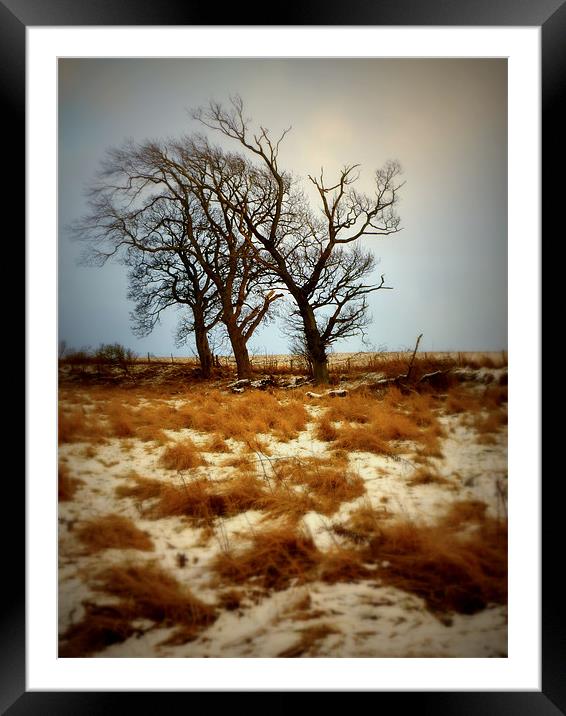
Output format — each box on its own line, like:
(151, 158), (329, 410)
(58, 58), (507, 357)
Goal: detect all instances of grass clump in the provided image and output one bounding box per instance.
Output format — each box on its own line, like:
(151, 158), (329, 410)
(315, 387), (444, 457)
(215, 526), (321, 591)
(59, 562), (216, 656)
(115, 472), (164, 503)
(58, 465), (84, 501)
(270, 457), (366, 517)
(331, 499), (507, 615)
(75, 514), (154, 553)
(152, 474), (265, 524)
(159, 440), (206, 471)
(58, 406), (106, 444)
(278, 624), (340, 657)
(407, 468), (453, 488)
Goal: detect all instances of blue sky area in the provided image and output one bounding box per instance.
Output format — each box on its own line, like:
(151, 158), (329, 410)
(59, 58), (507, 357)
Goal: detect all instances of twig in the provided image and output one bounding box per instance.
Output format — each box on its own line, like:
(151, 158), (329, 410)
(405, 333), (423, 381)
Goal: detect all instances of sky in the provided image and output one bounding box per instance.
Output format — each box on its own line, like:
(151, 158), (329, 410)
(58, 58), (507, 357)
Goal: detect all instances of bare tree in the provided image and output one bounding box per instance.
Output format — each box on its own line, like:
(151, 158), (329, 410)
(74, 150), (280, 379)
(188, 97), (404, 383)
(73, 97), (402, 383)
(282, 244), (391, 359)
(126, 224), (222, 377)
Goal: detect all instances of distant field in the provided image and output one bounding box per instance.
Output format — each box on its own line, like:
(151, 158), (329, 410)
(142, 350), (508, 372)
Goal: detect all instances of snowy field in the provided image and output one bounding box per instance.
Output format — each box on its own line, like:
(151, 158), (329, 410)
(58, 358), (508, 658)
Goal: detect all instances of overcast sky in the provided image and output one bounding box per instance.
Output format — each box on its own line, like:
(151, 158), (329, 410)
(58, 58), (507, 357)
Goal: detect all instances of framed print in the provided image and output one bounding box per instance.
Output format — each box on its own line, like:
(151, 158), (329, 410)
(10, 0), (557, 710)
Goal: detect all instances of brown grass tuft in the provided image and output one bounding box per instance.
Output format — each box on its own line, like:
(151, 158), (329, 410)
(473, 411), (508, 435)
(333, 425), (398, 456)
(278, 624), (340, 657)
(244, 456), (367, 521)
(58, 465), (84, 501)
(316, 387), (444, 456)
(319, 547), (373, 583)
(215, 526), (321, 591)
(58, 406), (106, 444)
(221, 454), (255, 470)
(186, 390), (308, 444)
(115, 473), (164, 503)
(204, 434), (231, 452)
(332, 502), (393, 545)
(152, 474), (265, 524)
(75, 514), (154, 553)
(314, 415), (339, 442)
(407, 468), (452, 488)
(271, 457), (366, 516)
(442, 499), (488, 527)
(444, 384), (507, 417)
(324, 499), (506, 614)
(159, 440), (206, 471)
(218, 589), (244, 611)
(257, 486), (318, 523)
(365, 516), (507, 614)
(59, 562), (216, 656)
(476, 434), (498, 446)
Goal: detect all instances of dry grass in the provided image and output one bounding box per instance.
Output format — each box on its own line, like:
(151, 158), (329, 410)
(332, 425), (400, 456)
(445, 384), (507, 416)
(152, 473), (265, 524)
(442, 499), (489, 527)
(257, 486), (318, 523)
(159, 440), (206, 471)
(58, 406), (106, 444)
(476, 434), (498, 446)
(268, 457), (366, 517)
(473, 411), (508, 435)
(200, 391), (308, 444)
(407, 468), (453, 488)
(333, 502), (393, 544)
(331, 499), (506, 614)
(118, 462), (362, 527)
(278, 624), (340, 657)
(105, 397), (193, 443)
(315, 387), (444, 457)
(366, 517), (506, 614)
(60, 385), (309, 449)
(58, 465), (84, 501)
(204, 434), (231, 453)
(445, 388), (483, 414)
(75, 514), (154, 553)
(215, 526), (321, 591)
(318, 547), (373, 583)
(314, 415), (339, 442)
(221, 454), (255, 470)
(59, 562), (216, 657)
(217, 589), (244, 611)
(115, 472), (164, 503)
(60, 350), (507, 386)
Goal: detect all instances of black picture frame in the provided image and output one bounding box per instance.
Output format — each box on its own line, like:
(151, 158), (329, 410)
(10, 0), (556, 710)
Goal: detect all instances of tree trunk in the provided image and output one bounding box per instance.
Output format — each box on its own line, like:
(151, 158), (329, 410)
(225, 322), (252, 379)
(311, 356), (329, 385)
(194, 319), (213, 378)
(300, 304), (329, 385)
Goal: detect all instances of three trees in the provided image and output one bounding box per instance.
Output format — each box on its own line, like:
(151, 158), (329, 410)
(75, 97), (403, 383)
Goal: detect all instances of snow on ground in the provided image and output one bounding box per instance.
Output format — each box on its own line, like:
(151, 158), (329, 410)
(58, 371), (507, 658)
(101, 582), (507, 659)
